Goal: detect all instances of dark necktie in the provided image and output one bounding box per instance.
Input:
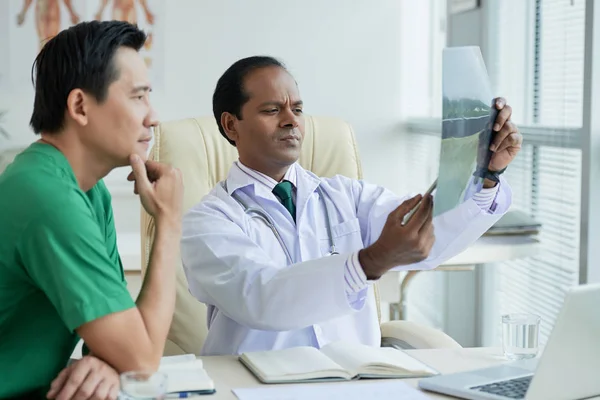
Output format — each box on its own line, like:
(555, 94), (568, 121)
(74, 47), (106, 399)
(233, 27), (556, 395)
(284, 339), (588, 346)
(272, 181), (296, 222)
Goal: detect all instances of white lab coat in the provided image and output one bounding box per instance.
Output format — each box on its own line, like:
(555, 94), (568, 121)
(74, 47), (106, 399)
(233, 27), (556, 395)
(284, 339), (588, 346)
(181, 163), (512, 355)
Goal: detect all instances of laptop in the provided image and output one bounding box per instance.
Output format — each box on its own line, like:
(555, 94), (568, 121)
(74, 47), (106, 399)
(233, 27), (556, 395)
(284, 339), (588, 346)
(418, 283), (600, 400)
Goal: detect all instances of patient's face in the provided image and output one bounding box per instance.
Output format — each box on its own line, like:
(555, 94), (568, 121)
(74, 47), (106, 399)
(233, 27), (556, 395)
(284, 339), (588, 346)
(82, 47), (157, 167)
(231, 66), (305, 174)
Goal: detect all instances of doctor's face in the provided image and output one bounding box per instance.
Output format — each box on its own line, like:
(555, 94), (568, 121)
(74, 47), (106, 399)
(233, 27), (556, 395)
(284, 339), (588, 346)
(229, 66), (305, 173)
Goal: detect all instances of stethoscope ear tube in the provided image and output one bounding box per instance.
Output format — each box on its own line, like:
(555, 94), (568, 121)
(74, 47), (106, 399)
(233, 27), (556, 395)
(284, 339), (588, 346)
(226, 182), (339, 263)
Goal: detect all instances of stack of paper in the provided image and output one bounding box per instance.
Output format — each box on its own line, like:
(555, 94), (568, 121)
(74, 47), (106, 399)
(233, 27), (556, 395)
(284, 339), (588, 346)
(233, 381), (430, 400)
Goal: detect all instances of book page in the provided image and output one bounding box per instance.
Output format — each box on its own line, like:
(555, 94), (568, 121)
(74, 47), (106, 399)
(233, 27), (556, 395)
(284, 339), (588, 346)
(320, 341), (436, 376)
(157, 356), (214, 393)
(164, 367), (214, 393)
(320, 342), (377, 374)
(159, 354), (202, 371)
(159, 354), (197, 366)
(240, 346), (350, 381)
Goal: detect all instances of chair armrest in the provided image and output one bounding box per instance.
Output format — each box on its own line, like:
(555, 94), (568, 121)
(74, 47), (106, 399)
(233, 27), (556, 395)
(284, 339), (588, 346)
(380, 321), (462, 350)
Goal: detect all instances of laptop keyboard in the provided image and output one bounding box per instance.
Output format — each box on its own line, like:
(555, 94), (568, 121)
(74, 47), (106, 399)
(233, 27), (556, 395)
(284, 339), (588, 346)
(470, 375), (532, 399)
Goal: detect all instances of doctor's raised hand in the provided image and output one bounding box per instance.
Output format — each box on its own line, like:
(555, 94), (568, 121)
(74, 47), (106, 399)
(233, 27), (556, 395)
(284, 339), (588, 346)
(484, 97), (523, 187)
(359, 194), (435, 280)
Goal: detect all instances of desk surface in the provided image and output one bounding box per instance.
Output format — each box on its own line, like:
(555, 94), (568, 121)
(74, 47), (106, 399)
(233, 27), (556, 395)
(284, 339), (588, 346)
(197, 347), (524, 399)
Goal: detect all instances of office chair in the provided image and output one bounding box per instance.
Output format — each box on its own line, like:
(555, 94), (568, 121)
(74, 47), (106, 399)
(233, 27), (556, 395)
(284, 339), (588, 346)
(140, 115), (461, 355)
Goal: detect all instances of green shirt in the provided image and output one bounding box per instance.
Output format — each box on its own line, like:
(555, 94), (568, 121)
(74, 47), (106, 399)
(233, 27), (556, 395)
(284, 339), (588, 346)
(0, 143), (136, 398)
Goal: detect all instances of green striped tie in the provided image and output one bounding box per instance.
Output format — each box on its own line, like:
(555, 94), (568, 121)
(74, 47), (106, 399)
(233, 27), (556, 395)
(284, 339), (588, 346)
(272, 181), (296, 222)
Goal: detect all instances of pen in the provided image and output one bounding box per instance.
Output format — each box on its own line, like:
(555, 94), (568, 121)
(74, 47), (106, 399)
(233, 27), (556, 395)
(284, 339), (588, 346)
(166, 391), (209, 398)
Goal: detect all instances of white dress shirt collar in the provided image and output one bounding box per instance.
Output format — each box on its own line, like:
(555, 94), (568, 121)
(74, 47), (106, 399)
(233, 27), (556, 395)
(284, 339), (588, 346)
(226, 161), (298, 199)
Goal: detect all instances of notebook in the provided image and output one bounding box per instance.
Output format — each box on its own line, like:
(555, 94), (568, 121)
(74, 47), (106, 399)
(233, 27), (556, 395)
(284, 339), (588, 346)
(158, 354), (216, 395)
(239, 341), (438, 384)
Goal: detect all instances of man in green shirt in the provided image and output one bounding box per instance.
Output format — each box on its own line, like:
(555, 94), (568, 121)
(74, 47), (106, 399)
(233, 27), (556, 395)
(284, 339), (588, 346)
(0, 21), (183, 399)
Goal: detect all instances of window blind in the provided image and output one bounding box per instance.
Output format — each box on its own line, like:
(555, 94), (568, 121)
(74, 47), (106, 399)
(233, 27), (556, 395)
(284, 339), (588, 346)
(489, 146), (581, 344)
(402, 0), (585, 346)
(482, 0), (584, 346)
(534, 0), (586, 127)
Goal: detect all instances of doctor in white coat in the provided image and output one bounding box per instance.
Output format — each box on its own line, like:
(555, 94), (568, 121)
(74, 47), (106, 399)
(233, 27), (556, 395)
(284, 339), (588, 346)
(181, 56), (523, 356)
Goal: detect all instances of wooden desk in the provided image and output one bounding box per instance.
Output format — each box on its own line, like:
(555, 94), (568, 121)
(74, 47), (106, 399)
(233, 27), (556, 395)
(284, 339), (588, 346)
(196, 347), (526, 399)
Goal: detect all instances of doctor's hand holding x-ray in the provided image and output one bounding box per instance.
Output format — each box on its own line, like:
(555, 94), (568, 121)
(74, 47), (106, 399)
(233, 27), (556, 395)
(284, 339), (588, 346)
(180, 56), (522, 356)
(360, 97), (522, 281)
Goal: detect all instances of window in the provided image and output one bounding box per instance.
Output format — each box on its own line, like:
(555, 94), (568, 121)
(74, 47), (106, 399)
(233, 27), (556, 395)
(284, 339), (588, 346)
(399, 0), (447, 119)
(401, 0), (586, 346)
(533, 0), (586, 127)
(398, 0), (447, 331)
(481, 0), (585, 347)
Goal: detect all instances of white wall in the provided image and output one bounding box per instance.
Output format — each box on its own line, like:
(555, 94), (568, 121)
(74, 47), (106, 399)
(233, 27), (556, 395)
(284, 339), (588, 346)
(0, 1), (426, 263)
(156, 0), (409, 193)
(2, 0), (412, 193)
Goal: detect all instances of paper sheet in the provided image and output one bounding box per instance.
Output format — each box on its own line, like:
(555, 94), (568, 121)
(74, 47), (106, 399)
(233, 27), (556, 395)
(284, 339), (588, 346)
(232, 381), (431, 400)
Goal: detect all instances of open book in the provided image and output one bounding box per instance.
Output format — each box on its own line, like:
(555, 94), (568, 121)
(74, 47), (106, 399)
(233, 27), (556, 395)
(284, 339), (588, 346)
(158, 354), (216, 395)
(239, 341), (438, 384)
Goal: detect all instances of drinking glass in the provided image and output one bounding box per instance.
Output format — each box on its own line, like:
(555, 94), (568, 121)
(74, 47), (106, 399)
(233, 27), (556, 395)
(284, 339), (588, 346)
(502, 313), (541, 360)
(120, 371), (167, 400)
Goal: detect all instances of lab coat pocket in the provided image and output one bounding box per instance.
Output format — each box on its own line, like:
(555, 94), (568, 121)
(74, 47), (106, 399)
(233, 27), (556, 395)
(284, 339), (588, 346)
(319, 217), (364, 255)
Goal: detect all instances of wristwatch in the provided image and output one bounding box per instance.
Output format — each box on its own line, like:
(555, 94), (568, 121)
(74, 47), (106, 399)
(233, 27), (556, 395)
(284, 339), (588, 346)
(473, 166), (507, 183)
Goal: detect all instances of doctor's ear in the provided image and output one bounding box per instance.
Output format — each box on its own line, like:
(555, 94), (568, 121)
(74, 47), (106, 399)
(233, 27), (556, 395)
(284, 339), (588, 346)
(221, 112), (239, 144)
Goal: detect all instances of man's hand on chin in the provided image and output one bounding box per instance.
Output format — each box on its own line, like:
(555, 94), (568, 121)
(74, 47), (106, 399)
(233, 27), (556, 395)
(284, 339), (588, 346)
(46, 356), (119, 400)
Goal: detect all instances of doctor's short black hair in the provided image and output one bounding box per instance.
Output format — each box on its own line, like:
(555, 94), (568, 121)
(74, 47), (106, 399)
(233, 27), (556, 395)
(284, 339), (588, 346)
(213, 56), (287, 146)
(29, 20), (147, 134)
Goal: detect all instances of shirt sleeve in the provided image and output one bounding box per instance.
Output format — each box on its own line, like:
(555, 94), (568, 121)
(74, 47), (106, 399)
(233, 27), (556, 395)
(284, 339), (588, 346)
(471, 185), (500, 213)
(17, 194), (135, 332)
(344, 252), (369, 309)
(99, 182), (126, 275)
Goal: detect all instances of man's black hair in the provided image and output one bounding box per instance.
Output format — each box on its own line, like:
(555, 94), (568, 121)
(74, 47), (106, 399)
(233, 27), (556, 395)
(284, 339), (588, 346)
(212, 56), (286, 146)
(30, 20), (147, 134)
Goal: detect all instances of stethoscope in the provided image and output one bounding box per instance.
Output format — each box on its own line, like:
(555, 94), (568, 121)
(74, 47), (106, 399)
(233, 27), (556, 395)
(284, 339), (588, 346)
(222, 182), (339, 265)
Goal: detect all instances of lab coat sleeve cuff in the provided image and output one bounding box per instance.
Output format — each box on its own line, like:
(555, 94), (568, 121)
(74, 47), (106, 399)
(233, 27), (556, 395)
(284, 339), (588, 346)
(344, 252), (368, 295)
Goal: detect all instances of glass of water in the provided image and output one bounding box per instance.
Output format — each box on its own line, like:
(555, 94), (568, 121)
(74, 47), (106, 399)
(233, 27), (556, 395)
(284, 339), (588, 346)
(502, 313), (541, 360)
(120, 371), (167, 400)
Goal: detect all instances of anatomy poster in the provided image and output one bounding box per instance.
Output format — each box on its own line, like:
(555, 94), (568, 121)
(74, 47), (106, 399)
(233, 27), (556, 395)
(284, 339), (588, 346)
(8, 0), (165, 89)
(0, 1), (9, 92)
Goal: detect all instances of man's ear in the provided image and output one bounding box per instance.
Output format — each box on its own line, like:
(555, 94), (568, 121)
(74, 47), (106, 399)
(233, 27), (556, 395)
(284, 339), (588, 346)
(221, 112), (239, 144)
(66, 89), (89, 127)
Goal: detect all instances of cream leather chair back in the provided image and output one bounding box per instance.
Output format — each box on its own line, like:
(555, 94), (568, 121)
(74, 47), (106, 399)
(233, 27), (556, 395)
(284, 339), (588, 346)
(140, 115), (381, 355)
